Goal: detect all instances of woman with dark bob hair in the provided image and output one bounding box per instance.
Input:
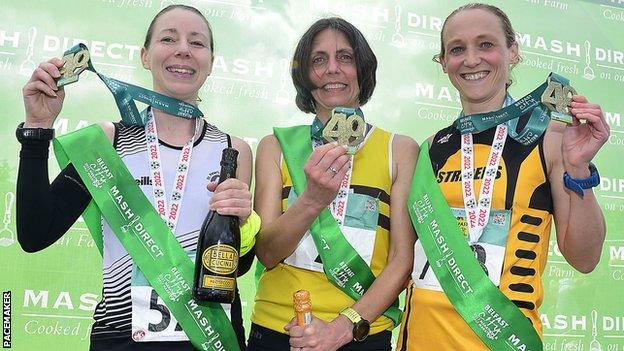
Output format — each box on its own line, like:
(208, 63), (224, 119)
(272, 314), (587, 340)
(248, 17), (417, 351)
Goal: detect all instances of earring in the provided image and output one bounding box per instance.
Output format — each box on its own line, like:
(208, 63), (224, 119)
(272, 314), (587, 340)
(196, 96), (202, 103)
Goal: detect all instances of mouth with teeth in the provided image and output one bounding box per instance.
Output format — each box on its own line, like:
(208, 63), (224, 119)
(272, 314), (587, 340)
(166, 65), (196, 77)
(322, 82), (347, 91)
(460, 71), (489, 82)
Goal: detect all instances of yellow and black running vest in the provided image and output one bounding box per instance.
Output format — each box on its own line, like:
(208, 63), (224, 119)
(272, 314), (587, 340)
(252, 126), (395, 335)
(398, 121), (553, 350)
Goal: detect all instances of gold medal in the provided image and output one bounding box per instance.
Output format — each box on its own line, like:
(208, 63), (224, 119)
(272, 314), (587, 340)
(541, 78), (577, 124)
(322, 108), (365, 154)
(57, 47), (90, 87)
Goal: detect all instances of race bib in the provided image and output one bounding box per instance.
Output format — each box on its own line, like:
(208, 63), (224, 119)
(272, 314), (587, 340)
(284, 191), (379, 272)
(130, 253), (232, 342)
(412, 208), (511, 291)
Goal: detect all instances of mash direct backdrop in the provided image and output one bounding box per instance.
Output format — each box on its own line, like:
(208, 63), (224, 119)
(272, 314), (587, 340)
(1, 0), (623, 350)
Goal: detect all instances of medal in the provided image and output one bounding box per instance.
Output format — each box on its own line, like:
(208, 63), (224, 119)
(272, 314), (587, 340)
(541, 77), (577, 124)
(322, 107), (365, 154)
(57, 46), (90, 87)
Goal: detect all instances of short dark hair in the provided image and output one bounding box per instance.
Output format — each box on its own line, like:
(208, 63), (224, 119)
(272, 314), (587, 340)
(291, 17), (377, 114)
(143, 4), (214, 54)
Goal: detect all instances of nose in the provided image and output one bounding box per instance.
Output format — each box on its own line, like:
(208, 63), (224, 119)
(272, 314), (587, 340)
(325, 56), (341, 75)
(463, 48), (481, 67)
(175, 41), (191, 58)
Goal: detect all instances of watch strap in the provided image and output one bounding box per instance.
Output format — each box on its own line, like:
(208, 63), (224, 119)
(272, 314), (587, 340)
(563, 163), (600, 198)
(16, 122), (55, 143)
(339, 307), (362, 324)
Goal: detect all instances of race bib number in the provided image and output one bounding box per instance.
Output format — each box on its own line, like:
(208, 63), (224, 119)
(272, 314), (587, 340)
(412, 209), (510, 291)
(131, 259), (232, 342)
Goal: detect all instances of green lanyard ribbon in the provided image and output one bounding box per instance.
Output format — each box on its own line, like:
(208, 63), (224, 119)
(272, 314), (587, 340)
(53, 125), (240, 351)
(274, 125), (402, 326)
(455, 73), (574, 146)
(60, 43), (203, 126)
(407, 142), (542, 350)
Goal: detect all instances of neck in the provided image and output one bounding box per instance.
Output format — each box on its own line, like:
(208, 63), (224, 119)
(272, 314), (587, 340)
(461, 90), (507, 116)
(152, 108), (201, 146)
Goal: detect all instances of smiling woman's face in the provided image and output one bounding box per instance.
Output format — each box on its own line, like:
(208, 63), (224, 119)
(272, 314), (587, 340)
(440, 8), (519, 112)
(308, 29), (360, 121)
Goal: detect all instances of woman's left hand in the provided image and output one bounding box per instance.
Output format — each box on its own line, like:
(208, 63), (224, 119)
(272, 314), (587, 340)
(562, 95), (610, 175)
(285, 315), (352, 351)
(208, 178), (252, 223)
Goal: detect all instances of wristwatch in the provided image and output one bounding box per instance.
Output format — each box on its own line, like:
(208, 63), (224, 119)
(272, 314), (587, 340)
(563, 162), (600, 198)
(15, 122), (55, 143)
(339, 307), (370, 342)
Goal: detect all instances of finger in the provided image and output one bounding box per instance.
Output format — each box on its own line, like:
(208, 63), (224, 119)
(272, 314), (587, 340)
(571, 95), (588, 104)
(31, 66), (59, 91)
(306, 142), (338, 167)
(210, 188), (251, 204)
(574, 113), (609, 136)
(329, 158), (350, 187)
(315, 145), (348, 173)
(206, 181), (218, 192)
(24, 80), (58, 98)
(214, 178), (249, 192)
(213, 207), (251, 221)
(284, 318), (297, 331)
(288, 325), (305, 338)
(211, 197), (252, 209)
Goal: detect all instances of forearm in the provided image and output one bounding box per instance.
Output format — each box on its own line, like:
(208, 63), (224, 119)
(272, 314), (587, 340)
(352, 252), (412, 322)
(17, 140), (91, 252)
(255, 193), (324, 268)
(561, 190), (606, 273)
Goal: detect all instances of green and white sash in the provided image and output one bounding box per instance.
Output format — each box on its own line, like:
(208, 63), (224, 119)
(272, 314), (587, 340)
(53, 125), (239, 351)
(274, 125), (402, 326)
(407, 142), (542, 351)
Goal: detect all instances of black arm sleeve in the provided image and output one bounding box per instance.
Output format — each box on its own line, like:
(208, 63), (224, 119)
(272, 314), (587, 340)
(17, 139), (92, 253)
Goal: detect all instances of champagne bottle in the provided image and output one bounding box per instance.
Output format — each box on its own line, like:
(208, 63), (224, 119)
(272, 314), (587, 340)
(193, 147), (240, 303)
(293, 290), (312, 326)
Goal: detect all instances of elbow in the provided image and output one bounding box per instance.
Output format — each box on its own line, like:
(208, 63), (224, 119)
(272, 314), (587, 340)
(574, 259), (600, 274)
(17, 235), (43, 253)
(256, 251), (279, 270)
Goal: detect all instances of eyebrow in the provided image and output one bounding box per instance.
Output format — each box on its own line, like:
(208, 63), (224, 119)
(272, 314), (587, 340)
(311, 47), (354, 56)
(446, 34), (497, 46)
(159, 28), (207, 38)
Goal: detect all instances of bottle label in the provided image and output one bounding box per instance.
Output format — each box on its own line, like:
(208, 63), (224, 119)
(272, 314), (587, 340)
(201, 244), (239, 275)
(202, 275), (236, 290)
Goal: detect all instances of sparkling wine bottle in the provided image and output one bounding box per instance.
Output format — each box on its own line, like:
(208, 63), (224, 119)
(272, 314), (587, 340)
(193, 147), (240, 303)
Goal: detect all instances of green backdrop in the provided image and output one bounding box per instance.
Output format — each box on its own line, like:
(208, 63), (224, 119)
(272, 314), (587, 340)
(1, 0), (623, 350)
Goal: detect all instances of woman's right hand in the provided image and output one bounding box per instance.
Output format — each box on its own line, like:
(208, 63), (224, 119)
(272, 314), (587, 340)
(301, 142), (350, 211)
(22, 58), (65, 128)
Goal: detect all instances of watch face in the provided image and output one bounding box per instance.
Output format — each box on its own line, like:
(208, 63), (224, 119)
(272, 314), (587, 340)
(353, 319), (370, 342)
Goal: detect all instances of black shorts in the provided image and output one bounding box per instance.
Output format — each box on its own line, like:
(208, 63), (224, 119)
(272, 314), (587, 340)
(247, 323), (391, 351)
